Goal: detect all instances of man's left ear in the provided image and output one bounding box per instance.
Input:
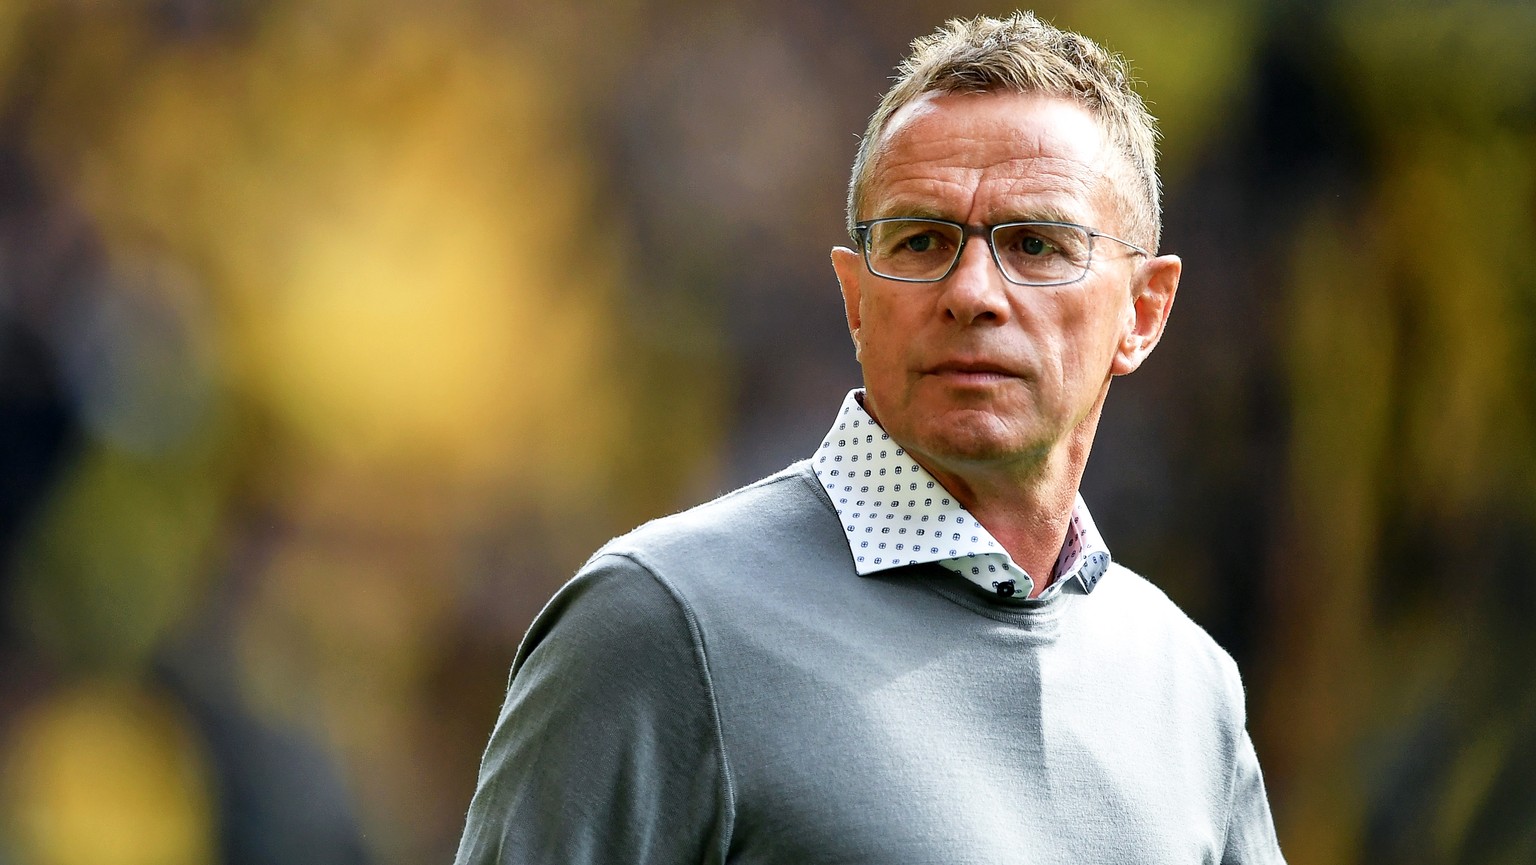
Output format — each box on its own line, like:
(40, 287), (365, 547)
(1110, 254), (1180, 376)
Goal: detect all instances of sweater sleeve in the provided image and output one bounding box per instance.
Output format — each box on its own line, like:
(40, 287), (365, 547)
(453, 553), (732, 865)
(1220, 726), (1286, 864)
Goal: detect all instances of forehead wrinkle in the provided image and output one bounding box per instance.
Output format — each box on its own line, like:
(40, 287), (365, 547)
(983, 158), (1100, 221)
(869, 175), (977, 220)
(874, 155), (1105, 226)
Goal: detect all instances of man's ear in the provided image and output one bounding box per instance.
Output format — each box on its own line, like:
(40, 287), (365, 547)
(1111, 254), (1180, 376)
(831, 246), (865, 360)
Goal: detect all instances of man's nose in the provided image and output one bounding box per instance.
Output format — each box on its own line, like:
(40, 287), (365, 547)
(941, 237), (1012, 325)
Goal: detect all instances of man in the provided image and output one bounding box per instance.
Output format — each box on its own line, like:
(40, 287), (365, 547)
(455, 11), (1285, 864)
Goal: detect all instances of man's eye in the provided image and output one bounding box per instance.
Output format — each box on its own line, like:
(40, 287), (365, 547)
(903, 234), (937, 253)
(1019, 235), (1055, 256)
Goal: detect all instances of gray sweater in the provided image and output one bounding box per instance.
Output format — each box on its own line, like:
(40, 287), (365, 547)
(455, 462), (1285, 864)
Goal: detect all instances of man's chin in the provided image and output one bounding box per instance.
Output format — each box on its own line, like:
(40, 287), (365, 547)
(904, 418), (1050, 472)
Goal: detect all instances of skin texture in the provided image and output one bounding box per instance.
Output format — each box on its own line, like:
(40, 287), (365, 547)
(831, 91), (1181, 595)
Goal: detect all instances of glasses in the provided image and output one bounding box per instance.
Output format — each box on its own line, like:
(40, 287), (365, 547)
(852, 218), (1149, 287)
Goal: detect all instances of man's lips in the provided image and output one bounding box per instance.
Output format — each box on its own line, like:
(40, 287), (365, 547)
(922, 360), (1024, 382)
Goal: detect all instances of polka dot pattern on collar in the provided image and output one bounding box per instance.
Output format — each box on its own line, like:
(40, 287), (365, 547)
(812, 389), (1112, 599)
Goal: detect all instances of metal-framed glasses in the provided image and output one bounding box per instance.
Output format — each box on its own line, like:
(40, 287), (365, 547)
(852, 217), (1149, 287)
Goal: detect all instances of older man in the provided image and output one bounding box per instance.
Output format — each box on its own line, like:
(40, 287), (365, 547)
(455, 11), (1284, 864)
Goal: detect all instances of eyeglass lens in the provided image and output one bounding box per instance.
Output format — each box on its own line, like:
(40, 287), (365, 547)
(863, 220), (1093, 285)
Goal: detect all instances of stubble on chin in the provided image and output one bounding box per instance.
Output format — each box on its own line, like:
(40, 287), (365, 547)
(900, 404), (1053, 477)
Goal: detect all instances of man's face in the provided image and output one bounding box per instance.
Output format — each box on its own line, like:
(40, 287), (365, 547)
(831, 90), (1178, 486)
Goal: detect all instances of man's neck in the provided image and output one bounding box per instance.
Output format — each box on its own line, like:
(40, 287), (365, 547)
(908, 411), (1101, 598)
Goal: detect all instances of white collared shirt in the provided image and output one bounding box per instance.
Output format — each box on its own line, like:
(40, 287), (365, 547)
(811, 389), (1111, 600)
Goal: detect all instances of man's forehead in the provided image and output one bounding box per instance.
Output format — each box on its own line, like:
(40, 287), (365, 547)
(879, 90), (1111, 168)
(867, 90), (1117, 217)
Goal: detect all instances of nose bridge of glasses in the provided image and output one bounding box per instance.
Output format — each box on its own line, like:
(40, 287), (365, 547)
(949, 223), (1009, 284)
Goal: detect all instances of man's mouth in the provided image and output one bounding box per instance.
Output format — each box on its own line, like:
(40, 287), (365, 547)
(924, 360), (1022, 384)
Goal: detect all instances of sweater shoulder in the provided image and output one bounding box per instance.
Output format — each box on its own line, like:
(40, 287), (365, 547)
(1089, 563), (1245, 692)
(565, 462), (854, 652)
(593, 460), (830, 559)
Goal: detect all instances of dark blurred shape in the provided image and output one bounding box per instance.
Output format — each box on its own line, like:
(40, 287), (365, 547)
(159, 657), (373, 865)
(0, 140), (82, 650)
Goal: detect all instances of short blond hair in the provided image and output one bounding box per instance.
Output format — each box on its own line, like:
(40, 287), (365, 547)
(846, 11), (1162, 250)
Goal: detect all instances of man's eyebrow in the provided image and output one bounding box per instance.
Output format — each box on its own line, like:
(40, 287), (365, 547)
(992, 205), (1079, 225)
(870, 202), (953, 221)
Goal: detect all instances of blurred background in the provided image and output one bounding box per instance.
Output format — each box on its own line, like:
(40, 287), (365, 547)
(0, 0), (1532, 862)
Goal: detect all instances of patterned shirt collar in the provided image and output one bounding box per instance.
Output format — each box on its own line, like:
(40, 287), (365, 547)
(812, 389), (1111, 600)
